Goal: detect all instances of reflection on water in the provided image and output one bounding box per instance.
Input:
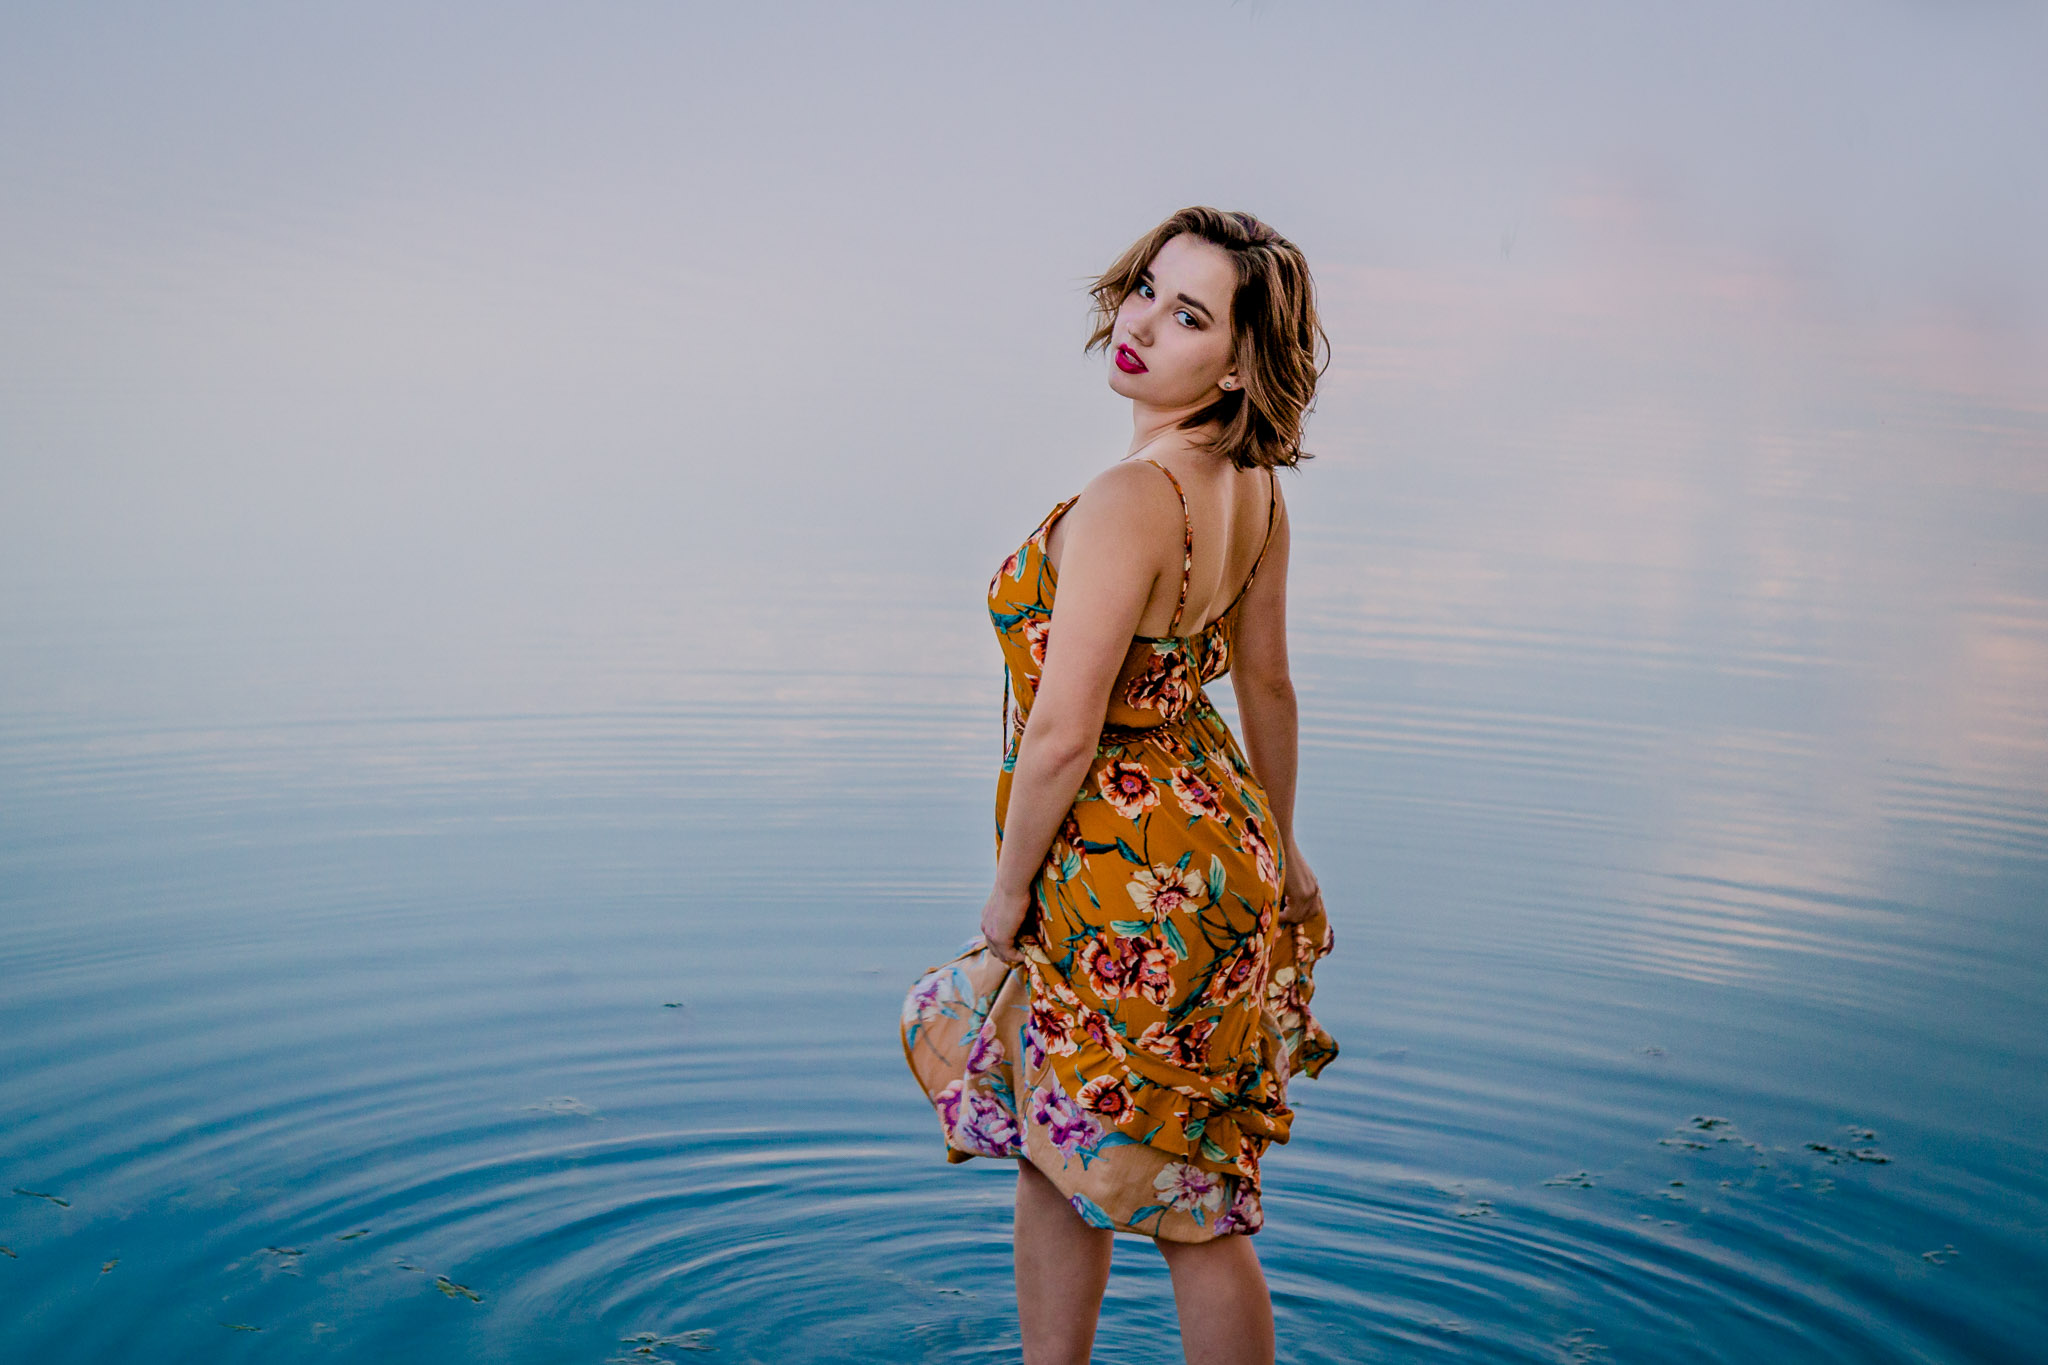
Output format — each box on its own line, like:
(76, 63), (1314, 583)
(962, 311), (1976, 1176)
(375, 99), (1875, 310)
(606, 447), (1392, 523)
(4, 370), (2044, 1360)
(4, 6), (2046, 1361)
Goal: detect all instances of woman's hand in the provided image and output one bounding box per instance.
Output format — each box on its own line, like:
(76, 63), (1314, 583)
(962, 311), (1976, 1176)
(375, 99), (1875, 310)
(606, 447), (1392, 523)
(979, 883), (1034, 965)
(1279, 846), (1325, 925)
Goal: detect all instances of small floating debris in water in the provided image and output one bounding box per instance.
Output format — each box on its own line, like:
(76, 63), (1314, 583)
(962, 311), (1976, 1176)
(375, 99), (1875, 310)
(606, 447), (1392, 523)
(1804, 1141), (1890, 1164)
(1453, 1199), (1496, 1219)
(662, 1002), (687, 1009)
(221, 1322), (261, 1332)
(12, 1188), (70, 1207)
(1636, 1045), (1666, 1058)
(99, 1258), (119, 1275)
(260, 1246), (304, 1274)
(1560, 1326), (1609, 1361)
(434, 1275), (483, 1302)
(1923, 1244), (1959, 1265)
(335, 1229), (370, 1241)
(1658, 1136), (1709, 1150)
(618, 1328), (716, 1354)
(1543, 1171), (1595, 1188)
(0, 1246), (15, 1258)
(525, 1096), (601, 1119)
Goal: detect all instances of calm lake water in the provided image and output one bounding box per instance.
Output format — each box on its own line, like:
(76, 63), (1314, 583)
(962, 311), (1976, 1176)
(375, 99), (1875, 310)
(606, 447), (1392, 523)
(4, 6), (2046, 1362)
(6, 378), (2045, 1361)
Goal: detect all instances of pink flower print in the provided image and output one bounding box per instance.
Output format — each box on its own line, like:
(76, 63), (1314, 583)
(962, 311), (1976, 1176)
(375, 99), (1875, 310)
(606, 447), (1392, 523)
(1153, 1162), (1225, 1214)
(965, 1024), (1005, 1077)
(935, 1078), (965, 1135)
(1027, 1080), (1105, 1157)
(956, 1088), (1023, 1158)
(1210, 1177), (1263, 1235)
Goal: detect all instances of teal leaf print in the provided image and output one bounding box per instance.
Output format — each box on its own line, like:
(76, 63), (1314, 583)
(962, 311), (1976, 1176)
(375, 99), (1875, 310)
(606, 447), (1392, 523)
(1128, 1203), (1171, 1230)
(1175, 849), (1193, 871)
(1208, 856), (1225, 904)
(1201, 1136), (1231, 1163)
(1114, 838), (1144, 865)
(1069, 1193), (1115, 1229)
(1160, 919), (1189, 960)
(1108, 919), (1151, 938)
(1183, 1116), (1207, 1141)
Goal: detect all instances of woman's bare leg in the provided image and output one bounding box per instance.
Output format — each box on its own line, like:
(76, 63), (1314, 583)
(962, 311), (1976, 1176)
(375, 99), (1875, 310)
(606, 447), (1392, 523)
(1014, 1161), (1114, 1365)
(1156, 1234), (1275, 1365)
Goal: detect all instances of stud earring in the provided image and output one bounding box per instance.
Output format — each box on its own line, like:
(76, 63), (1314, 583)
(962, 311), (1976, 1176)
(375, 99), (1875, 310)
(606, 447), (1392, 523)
(1221, 379), (1237, 390)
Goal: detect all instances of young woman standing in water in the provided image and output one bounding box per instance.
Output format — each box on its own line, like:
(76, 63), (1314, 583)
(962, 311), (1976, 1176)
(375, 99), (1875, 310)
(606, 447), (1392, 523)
(903, 207), (1338, 1365)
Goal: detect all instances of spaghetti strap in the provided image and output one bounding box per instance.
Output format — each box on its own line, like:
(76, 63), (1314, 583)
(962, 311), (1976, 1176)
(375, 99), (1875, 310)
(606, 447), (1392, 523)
(1211, 467), (1279, 626)
(1139, 458), (1194, 635)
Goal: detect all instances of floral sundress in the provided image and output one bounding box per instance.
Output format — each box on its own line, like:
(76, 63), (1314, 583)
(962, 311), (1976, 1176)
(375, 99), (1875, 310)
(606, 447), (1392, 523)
(901, 458), (1338, 1242)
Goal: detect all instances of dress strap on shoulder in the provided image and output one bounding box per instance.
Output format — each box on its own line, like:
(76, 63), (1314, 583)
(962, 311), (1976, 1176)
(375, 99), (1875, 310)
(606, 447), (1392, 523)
(1213, 467), (1280, 625)
(1244, 467), (1279, 587)
(1139, 458), (1194, 635)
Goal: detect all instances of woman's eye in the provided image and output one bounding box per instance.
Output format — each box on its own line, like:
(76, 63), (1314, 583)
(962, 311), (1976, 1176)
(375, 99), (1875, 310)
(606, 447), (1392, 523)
(1135, 282), (1154, 299)
(1175, 309), (1197, 328)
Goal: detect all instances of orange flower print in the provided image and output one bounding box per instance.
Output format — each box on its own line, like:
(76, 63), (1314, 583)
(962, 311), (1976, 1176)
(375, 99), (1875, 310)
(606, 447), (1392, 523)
(1077, 1006), (1129, 1060)
(1076, 1073), (1135, 1123)
(1044, 811), (1086, 883)
(1023, 618), (1051, 668)
(1264, 964), (1304, 1031)
(1235, 1133), (1263, 1181)
(1197, 630), (1229, 680)
(1123, 646), (1193, 720)
(1238, 815), (1279, 890)
(1097, 762), (1158, 819)
(988, 550), (1019, 596)
(1168, 767), (1229, 824)
(1078, 934), (1146, 1000)
(1135, 1015), (1216, 1069)
(1134, 936), (1180, 1007)
(1028, 994), (1080, 1057)
(1211, 939), (1266, 1006)
(1126, 863), (1205, 923)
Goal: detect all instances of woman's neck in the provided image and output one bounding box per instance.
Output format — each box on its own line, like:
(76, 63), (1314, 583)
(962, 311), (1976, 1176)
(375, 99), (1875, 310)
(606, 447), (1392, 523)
(1126, 399), (1219, 459)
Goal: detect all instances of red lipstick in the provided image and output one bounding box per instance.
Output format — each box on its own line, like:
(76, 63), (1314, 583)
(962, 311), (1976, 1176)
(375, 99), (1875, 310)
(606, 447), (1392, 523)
(1114, 344), (1148, 375)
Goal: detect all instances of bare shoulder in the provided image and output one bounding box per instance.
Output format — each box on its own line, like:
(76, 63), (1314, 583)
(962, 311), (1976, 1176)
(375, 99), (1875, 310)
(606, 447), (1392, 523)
(1060, 460), (1182, 544)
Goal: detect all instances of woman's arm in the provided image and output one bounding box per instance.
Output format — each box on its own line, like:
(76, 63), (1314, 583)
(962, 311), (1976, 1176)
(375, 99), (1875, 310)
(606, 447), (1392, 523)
(1227, 490), (1323, 924)
(979, 464), (1175, 961)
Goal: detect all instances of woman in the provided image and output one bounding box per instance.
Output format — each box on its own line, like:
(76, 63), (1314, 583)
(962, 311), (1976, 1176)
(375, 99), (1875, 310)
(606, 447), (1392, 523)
(901, 206), (1338, 1365)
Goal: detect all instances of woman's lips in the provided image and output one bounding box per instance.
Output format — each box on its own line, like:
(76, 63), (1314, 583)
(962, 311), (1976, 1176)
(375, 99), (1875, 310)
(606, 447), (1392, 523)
(1114, 344), (1148, 375)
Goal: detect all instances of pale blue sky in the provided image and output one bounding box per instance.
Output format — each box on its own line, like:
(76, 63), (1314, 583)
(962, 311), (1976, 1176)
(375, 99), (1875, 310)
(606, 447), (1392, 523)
(2, 1), (2041, 598)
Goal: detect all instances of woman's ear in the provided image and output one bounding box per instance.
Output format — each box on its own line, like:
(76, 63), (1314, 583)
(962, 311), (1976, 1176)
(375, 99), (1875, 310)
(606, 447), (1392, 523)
(1220, 373), (1240, 392)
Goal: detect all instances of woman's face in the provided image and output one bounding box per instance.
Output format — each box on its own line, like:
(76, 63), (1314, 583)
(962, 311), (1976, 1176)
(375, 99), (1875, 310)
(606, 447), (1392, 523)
(1107, 233), (1239, 409)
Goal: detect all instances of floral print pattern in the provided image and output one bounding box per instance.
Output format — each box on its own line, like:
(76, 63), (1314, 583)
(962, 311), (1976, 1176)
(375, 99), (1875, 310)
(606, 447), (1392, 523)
(902, 462), (1337, 1243)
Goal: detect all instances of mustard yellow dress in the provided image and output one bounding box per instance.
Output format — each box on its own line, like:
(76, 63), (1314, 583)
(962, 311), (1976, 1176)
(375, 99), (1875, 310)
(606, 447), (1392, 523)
(901, 458), (1337, 1242)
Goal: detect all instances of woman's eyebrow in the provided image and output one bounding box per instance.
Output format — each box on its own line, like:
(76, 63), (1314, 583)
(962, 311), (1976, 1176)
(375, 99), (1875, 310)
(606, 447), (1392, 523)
(1174, 292), (1215, 322)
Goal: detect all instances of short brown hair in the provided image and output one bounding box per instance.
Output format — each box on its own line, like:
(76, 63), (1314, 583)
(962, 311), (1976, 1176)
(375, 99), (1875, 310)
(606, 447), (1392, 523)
(1087, 206), (1328, 470)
